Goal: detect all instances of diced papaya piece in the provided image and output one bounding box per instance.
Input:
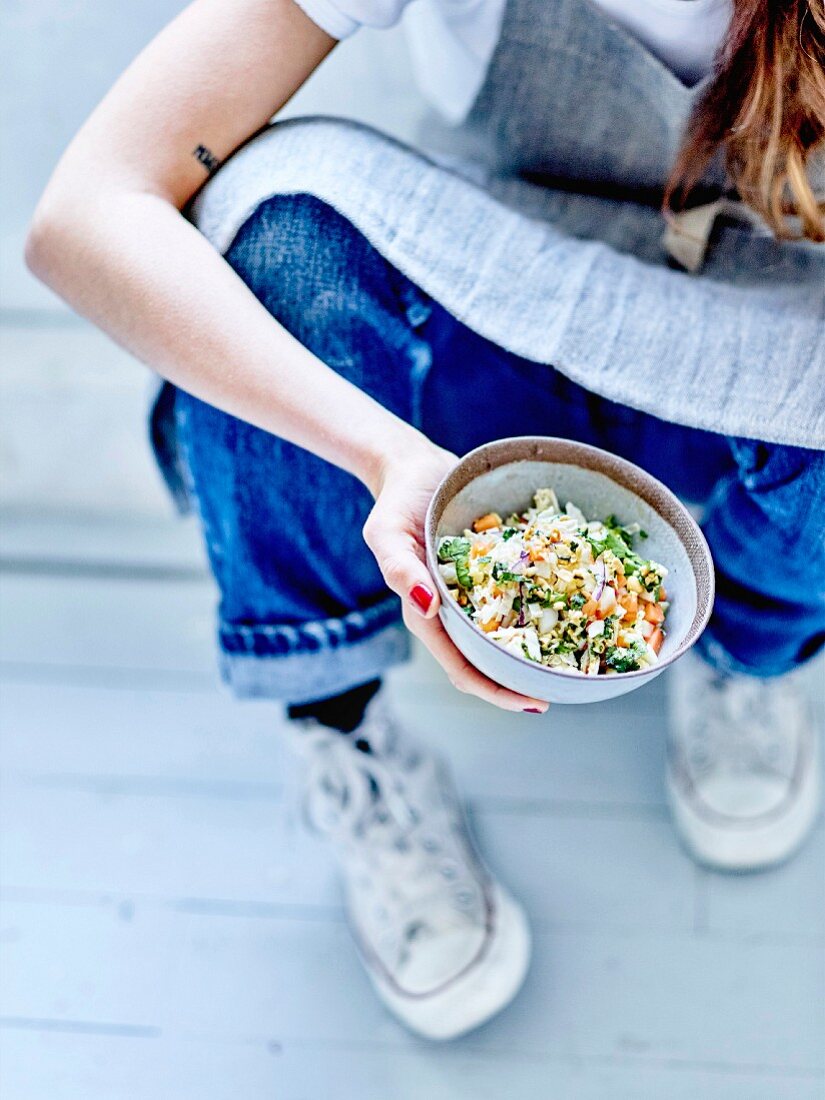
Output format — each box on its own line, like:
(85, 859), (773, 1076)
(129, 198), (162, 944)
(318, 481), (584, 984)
(644, 602), (665, 624)
(649, 626), (664, 654)
(621, 592), (639, 621)
(481, 618), (501, 633)
(473, 512), (502, 533)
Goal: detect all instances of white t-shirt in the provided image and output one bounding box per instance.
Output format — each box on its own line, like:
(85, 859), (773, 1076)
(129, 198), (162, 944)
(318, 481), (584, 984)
(295, 0), (732, 122)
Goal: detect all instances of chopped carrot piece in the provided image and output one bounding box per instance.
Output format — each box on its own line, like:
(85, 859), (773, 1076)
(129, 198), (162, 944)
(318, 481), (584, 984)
(582, 599), (598, 618)
(644, 602), (665, 624)
(622, 592), (639, 621)
(473, 512), (502, 533)
(649, 626), (664, 654)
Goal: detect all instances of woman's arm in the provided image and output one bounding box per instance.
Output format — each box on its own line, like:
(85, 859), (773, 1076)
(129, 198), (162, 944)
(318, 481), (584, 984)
(26, 0), (547, 712)
(25, 0), (390, 480)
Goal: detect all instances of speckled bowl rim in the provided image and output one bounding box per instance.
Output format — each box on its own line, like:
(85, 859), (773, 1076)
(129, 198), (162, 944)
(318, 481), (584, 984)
(425, 436), (715, 685)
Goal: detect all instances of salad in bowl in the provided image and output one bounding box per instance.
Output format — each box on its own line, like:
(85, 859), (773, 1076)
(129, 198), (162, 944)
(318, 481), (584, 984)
(424, 437), (714, 705)
(437, 488), (668, 678)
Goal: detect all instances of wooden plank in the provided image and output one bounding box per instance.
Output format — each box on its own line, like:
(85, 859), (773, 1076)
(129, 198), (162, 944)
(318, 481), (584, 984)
(0, 515), (206, 573)
(1, 900), (821, 1071)
(0, 777), (699, 931)
(0, 674), (670, 812)
(0, 682), (287, 785)
(2, 1029), (822, 1100)
(700, 824), (825, 940)
(0, 574), (218, 677)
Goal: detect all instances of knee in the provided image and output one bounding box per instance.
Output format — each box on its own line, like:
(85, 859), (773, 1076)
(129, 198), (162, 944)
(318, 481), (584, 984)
(730, 438), (823, 485)
(218, 193), (431, 421)
(223, 194), (375, 320)
(729, 438), (825, 538)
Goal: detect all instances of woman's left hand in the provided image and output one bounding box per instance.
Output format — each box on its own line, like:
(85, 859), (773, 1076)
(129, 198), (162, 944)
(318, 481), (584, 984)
(362, 434), (550, 714)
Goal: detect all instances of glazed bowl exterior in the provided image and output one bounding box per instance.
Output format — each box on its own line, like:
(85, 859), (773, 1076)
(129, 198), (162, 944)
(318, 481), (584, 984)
(425, 437), (715, 704)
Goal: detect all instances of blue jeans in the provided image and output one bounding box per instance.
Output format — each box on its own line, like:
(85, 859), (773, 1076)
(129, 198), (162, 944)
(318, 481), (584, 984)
(153, 195), (825, 703)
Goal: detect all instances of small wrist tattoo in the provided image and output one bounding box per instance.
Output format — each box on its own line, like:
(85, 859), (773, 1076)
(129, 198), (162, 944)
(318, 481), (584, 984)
(193, 144), (221, 175)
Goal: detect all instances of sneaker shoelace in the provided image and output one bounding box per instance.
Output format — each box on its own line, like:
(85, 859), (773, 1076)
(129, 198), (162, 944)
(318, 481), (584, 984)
(290, 711), (487, 954)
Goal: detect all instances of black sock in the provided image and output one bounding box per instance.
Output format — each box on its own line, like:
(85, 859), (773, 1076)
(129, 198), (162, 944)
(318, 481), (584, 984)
(287, 679), (382, 734)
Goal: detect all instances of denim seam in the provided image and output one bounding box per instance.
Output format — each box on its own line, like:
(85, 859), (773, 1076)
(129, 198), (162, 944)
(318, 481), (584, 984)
(219, 619), (411, 703)
(218, 594), (403, 658)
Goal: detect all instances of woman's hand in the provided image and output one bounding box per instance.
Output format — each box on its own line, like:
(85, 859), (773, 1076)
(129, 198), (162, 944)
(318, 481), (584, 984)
(362, 436), (549, 714)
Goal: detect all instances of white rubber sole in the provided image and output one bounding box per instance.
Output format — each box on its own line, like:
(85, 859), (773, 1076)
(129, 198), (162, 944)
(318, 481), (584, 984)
(666, 738), (822, 872)
(356, 883), (531, 1041)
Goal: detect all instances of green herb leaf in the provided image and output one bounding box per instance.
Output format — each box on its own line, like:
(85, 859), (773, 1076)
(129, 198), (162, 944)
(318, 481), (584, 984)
(437, 537), (472, 588)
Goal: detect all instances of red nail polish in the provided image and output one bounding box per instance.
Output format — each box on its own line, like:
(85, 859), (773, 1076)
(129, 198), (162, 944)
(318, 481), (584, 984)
(524, 707), (543, 714)
(410, 584), (433, 614)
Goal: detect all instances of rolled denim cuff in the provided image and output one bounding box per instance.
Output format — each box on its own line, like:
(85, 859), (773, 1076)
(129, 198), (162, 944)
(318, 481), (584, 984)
(693, 629), (802, 680)
(217, 597), (410, 703)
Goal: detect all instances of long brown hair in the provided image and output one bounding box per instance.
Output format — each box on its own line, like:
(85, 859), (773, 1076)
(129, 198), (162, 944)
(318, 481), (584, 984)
(665, 0), (825, 242)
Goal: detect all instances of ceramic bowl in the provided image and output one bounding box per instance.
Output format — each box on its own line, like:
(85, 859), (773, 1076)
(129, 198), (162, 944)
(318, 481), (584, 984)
(425, 437), (715, 704)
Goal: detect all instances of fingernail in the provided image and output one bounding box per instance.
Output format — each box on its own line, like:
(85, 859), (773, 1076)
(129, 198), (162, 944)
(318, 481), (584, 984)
(410, 584), (433, 615)
(524, 707), (544, 714)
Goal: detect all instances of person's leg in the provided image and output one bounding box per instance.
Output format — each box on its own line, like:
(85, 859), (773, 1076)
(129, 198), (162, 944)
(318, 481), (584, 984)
(417, 311), (823, 869)
(162, 193), (530, 1038)
(661, 439), (823, 869)
(172, 193), (438, 713)
(698, 440), (825, 675)
(582, 414), (824, 867)
(419, 299), (736, 502)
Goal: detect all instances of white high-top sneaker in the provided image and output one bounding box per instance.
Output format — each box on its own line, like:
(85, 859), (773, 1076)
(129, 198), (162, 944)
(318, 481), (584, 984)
(288, 695), (531, 1040)
(666, 651), (821, 871)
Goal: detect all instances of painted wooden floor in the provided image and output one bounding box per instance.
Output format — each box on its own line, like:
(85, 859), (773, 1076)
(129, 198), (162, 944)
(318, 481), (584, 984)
(1, 517), (823, 1100)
